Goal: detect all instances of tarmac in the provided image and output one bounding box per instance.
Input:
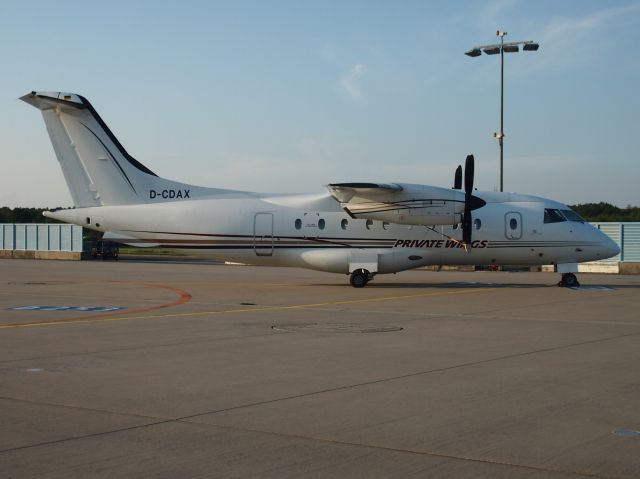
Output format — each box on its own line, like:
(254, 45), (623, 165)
(1, 257), (639, 478)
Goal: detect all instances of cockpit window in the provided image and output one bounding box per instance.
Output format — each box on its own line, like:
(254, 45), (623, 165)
(544, 208), (566, 224)
(561, 209), (585, 223)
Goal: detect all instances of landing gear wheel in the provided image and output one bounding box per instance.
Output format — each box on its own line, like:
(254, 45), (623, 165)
(558, 273), (579, 288)
(350, 270), (369, 288)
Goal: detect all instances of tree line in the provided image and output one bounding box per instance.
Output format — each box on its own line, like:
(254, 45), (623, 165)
(0, 207), (63, 223)
(2, 203), (639, 224)
(569, 203), (640, 222)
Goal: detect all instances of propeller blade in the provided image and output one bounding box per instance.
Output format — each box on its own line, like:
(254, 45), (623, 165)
(462, 213), (472, 244)
(453, 165), (462, 189)
(462, 154), (475, 246)
(464, 154), (474, 194)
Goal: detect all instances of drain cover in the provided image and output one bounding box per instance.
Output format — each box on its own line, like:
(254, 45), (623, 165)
(272, 323), (403, 333)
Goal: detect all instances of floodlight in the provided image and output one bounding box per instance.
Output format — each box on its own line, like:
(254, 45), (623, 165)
(465, 32), (540, 192)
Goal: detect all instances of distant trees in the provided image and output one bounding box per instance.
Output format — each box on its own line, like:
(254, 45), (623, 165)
(0, 207), (57, 223)
(570, 203), (640, 222)
(0, 207), (101, 242)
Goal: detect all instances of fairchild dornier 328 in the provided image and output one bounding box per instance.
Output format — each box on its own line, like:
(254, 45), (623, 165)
(21, 91), (619, 287)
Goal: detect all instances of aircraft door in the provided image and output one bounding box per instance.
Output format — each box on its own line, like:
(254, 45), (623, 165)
(505, 212), (523, 240)
(253, 213), (274, 256)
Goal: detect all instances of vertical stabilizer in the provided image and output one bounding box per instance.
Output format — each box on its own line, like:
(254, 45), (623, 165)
(22, 91), (245, 206)
(21, 92), (160, 206)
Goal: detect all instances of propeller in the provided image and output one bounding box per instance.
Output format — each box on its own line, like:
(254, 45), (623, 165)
(460, 154), (485, 246)
(462, 155), (474, 244)
(453, 165), (462, 190)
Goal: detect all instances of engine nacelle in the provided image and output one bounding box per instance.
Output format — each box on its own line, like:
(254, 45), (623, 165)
(327, 183), (466, 226)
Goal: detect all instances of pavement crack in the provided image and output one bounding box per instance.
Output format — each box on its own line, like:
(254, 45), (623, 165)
(174, 420), (618, 479)
(0, 420), (171, 455)
(178, 329), (640, 419)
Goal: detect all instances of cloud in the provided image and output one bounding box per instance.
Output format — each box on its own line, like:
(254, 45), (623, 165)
(531, 4), (640, 71)
(340, 63), (366, 103)
(542, 4), (640, 43)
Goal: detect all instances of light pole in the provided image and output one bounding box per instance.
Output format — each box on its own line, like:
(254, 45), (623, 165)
(465, 31), (539, 192)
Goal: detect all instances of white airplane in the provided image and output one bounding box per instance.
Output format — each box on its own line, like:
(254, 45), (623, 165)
(21, 91), (619, 287)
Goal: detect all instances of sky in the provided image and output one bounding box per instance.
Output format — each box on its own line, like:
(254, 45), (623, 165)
(1, 0), (639, 208)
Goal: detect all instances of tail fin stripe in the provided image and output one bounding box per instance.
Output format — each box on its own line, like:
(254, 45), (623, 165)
(80, 122), (137, 194)
(77, 95), (158, 177)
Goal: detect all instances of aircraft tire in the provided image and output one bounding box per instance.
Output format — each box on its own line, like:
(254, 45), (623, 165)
(560, 273), (579, 288)
(350, 270), (369, 288)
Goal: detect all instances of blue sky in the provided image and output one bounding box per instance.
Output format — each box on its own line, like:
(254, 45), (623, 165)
(1, 0), (639, 207)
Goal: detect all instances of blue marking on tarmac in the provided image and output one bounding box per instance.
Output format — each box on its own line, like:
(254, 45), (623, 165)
(9, 306), (126, 312)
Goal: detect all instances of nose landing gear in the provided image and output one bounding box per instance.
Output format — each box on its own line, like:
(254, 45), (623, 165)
(558, 273), (580, 288)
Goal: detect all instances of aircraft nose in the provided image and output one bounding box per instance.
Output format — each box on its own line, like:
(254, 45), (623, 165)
(597, 230), (620, 260)
(606, 236), (621, 258)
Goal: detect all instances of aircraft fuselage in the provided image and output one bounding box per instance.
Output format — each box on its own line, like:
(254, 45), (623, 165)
(47, 190), (619, 275)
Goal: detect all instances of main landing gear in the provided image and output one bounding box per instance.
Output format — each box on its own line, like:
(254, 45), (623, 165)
(350, 269), (374, 288)
(558, 273), (580, 288)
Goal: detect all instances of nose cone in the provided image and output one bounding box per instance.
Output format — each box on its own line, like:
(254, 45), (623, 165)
(595, 229), (620, 260)
(605, 236), (621, 259)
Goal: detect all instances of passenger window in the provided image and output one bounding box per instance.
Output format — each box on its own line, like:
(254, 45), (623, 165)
(295, 219), (302, 230)
(382, 221), (390, 230)
(509, 218), (517, 230)
(366, 219), (373, 230)
(474, 218), (481, 230)
(318, 219), (325, 230)
(544, 208), (566, 224)
(341, 218), (348, 230)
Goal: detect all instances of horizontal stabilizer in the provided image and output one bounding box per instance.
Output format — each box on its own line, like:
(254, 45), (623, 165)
(20, 92), (86, 111)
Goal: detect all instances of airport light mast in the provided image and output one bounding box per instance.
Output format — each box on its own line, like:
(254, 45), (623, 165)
(465, 31), (539, 192)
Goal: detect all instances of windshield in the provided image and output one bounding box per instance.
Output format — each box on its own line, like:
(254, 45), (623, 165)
(544, 208), (566, 224)
(561, 209), (585, 223)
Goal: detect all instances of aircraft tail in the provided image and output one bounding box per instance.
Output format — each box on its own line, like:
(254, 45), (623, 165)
(21, 91), (212, 206)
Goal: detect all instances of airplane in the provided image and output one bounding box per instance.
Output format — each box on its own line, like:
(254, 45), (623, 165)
(21, 91), (620, 288)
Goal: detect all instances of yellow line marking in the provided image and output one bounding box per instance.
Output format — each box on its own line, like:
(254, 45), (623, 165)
(0, 288), (485, 330)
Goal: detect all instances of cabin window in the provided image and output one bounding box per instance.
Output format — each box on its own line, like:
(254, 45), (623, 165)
(561, 209), (585, 223)
(295, 219), (302, 230)
(365, 219), (373, 230)
(341, 219), (348, 230)
(509, 218), (518, 230)
(544, 208), (566, 224)
(382, 221), (390, 230)
(318, 219), (325, 230)
(473, 218), (481, 230)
